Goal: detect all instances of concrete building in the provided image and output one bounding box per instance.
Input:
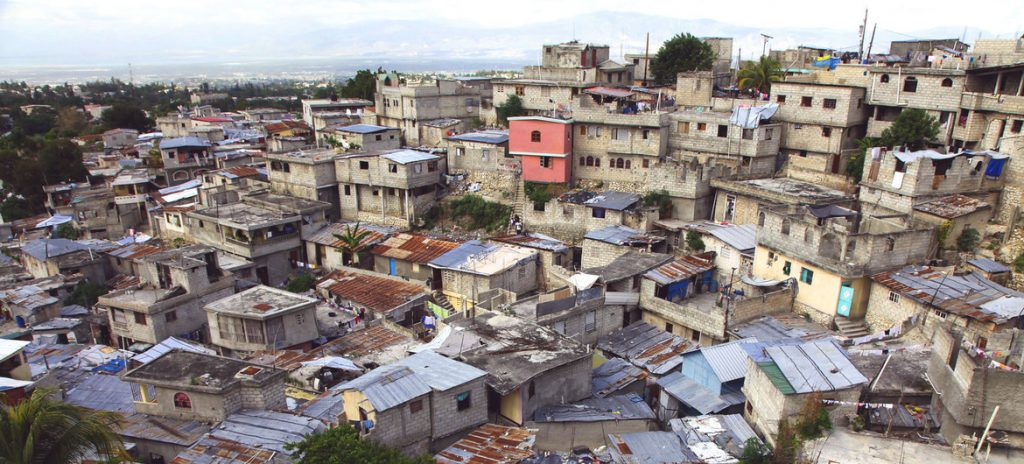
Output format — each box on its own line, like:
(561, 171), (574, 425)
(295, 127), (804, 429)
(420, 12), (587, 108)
(428, 240), (539, 312)
(0, 339), (32, 381)
(490, 233), (571, 290)
(667, 107), (780, 177)
(866, 68), (965, 144)
(303, 221), (393, 270)
(710, 177), (852, 225)
(267, 147), (342, 220)
(370, 233), (461, 283)
(98, 245), (234, 349)
(372, 75), (491, 146)
(770, 81), (868, 187)
(531, 393), (657, 451)
(869, 265), (1024, 347)
(335, 350), (488, 455)
(321, 124), (401, 152)
(239, 108), (289, 122)
(435, 312), (592, 426)
(122, 350), (287, 422)
(206, 285), (320, 356)
(102, 128), (139, 149)
(753, 204), (933, 327)
(509, 286), (617, 346)
(160, 136), (215, 185)
(20, 238), (115, 284)
(579, 225), (666, 269)
(509, 116), (573, 184)
(335, 149), (446, 228)
(445, 131), (516, 198)
(742, 340), (868, 447)
(301, 97), (372, 127)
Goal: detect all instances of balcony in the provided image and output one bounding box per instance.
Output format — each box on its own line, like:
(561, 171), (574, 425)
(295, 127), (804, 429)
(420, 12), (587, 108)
(114, 193), (147, 205)
(960, 92), (1024, 114)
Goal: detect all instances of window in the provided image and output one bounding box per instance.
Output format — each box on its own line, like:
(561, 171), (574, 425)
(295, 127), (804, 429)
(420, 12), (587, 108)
(427, 161), (438, 172)
(678, 122), (690, 134)
(584, 310), (596, 332)
(783, 261), (792, 275)
(591, 207), (606, 218)
(697, 122), (707, 131)
(742, 128), (754, 140)
(528, 381), (535, 399)
(580, 125), (587, 136)
(515, 86), (525, 96)
(880, 74), (890, 83)
(1011, 120), (1023, 134)
(690, 330), (700, 342)
(612, 128), (629, 141)
(800, 96), (812, 107)
(804, 227), (813, 243)
(165, 311), (177, 323)
(800, 267), (814, 284)
(539, 157), (551, 168)
(410, 399), (423, 413)
(530, 130), (541, 142)
(781, 218), (791, 235)
(113, 308), (126, 324)
(642, 159), (650, 168)
(823, 98), (837, 109)
(482, 149), (490, 161)
(794, 123), (803, 130)
(757, 212), (766, 226)
(665, 322), (674, 333)
(358, 161), (369, 170)
(934, 309), (948, 319)
(456, 391), (472, 410)
(456, 147), (465, 157)
(717, 125), (728, 138)
(642, 129), (649, 140)
(799, 150), (808, 157)
(776, 95), (786, 103)
(134, 312), (147, 325)
(888, 291), (901, 303)
(388, 163), (398, 173)
(375, 134), (382, 141)
(587, 125), (602, 137)
(857, 98), (863, 108)
(585, 156), (594, 167)
(594, 157), (601, 167)
(903, 77), (918, 93)
(941, 78), (954, 87)
(344, 185), (351, 196)
(615, 158), (624, 169)
(173, 392), (192, 409)
(579, 157), (586, 166)
(885, 237), (895, 251)
(413, 163), (423, 174)
(822, 127), (832, 137)
(765, 128), (774, 140)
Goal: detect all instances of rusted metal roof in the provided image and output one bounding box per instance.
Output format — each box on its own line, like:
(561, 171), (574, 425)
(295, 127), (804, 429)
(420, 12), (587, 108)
(217, 166), (262, 179)
(912, 194), (990, 219)
(597, 321), (698, 375)
(107, 243), (163, 260)
(872, 265), (1024, 323)
(434, 423), (536, 464)
(489, 232), (568, 253)
(320, 270), (428, 313)
(370, 233), (461, 263)
(643, 254), (714, 285)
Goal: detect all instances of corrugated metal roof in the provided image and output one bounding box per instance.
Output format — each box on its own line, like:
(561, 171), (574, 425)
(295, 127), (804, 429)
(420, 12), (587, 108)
(336, 123), (395, 134)
(303, 222), (392, 248)
(133, 337), (216, 366)
(161, 136), (212, 149)
(171, 435), (276, 464)
(335, 365), (431, 411)
(584, 225), (647, 245)
(597, 322), (697, 375)
(872, 266), (1024, 323)
(390, 350), (486, 391)
(657, 372), (734, 414)
(969, 258), (1011, 274)
(607, 431), (697, 463)
(669, 414), (760, 462)
(59, 304), (89, 317)
(295, 391), (345, 425)
(428, 240), (537, 276)
(490, 232), (568, 252)
(582, 191), (639, 211)
(448, 130), (509, 144)
(762, 340), (867, 394)
(381, 149), (439, 164)
(118, 413), (211, 447)
(534, 393), (655, 422)
(435, 424), (536, 464)
(592, 357), (646, 397)
(643, 255), (714, 285)
(320, 270), (428, 313)
(707, 224), (757, 252)
(0, 339), (29, 360)
(370, 233), (461, 263)
(693, 338), (758, 383)
(107, 243), (163, 259)
(172, 410), (325, 463)
(64, 373), (135, 413)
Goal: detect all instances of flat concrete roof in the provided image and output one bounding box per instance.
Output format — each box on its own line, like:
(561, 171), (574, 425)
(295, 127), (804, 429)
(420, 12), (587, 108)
(206, 285), (317, 319)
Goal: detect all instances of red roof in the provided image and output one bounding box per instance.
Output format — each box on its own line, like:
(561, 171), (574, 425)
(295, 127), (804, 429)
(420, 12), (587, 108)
(435, 424), (536, 464)
(322, 270), (427, 312)
(370, 233), (461, 264)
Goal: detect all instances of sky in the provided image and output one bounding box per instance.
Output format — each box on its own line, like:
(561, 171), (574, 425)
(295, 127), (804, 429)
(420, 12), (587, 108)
(0, 0), (1021, 77)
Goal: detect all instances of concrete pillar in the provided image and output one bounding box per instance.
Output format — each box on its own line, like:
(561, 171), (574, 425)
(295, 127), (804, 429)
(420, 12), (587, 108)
(994, 72), (1004, 95)
(1017, 75), (1024, 96)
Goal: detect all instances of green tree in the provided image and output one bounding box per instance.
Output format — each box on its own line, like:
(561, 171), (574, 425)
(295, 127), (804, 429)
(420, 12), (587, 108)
(12, 109), (56, 136)
(341, 69), (377, 101)
(936, 220), (954, 251)
(737, 56), (784, 94)
(286, 273), (316, 293)
(53, 223), (79, 240)
(739, 437), (771, 464)
(100, 104), (151, 132)
(0, 195), (32, 222)
(0, 388), (125, 464)
(879, 108), (940, 150)
(333, 222), (372, 265)
(649, 33), (716, 84)
(845, 137), (879, 184)
(641, 189), (673, 217)
(496, 95), (527, 127)
(685, 230), (706, 252)
(285, 423), (434, 464)
(956, 226), (981, 252)
(64, 282), (108, 308)
(55, 107), (88, 136)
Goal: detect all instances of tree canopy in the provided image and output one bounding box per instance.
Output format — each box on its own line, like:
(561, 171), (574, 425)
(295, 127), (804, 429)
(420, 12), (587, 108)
(496, 94), (526, 126)
(879, 108), (940, 150)
(737, 56), (784, 94)
(285, 423), (434, 464)
(0, 389), (125, 464)
(650, 33), (715, 84)
(100, 104), (151, 132)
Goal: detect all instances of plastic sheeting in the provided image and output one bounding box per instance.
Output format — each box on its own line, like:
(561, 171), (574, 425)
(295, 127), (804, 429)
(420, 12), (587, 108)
(728, 103), (779, 129)
(569, 273), (600, 290)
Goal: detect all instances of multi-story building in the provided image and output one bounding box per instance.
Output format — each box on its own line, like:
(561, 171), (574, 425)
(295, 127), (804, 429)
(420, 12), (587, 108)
(428, 240), (539, 312)
(866, 67), (965, 144)
(205, 285), (320, 356)
(239, 108), (289, 122)
(301, 97), (371, 126)
(102, 128), (138, 149)
(335, 149), (445, 227)
(98, 245), (234, 349)
(954, 62), (1024, 150)
(267, 147), (342, 220)
(770, 81), (868, 186)
(372, 76), (491, 146)
(509, 116), (573, 184)
(319, 124), (401, 152)
(753, 204), (933, 327)
(160, 136), (215, 185)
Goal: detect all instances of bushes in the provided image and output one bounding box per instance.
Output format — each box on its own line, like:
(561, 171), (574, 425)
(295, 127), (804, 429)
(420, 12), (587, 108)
(956, 226), (980, 252)
(285, 273), (316, 293)
(685, 230), (705, 252)
(641, 189), (673, 216)
(449, 195), (511, 232)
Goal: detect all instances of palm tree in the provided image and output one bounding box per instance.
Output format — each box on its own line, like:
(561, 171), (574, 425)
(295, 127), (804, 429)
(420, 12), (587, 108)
(737, 56), (784, 95)
(332, 222), (372, 265)
(0, 388), (125, 464)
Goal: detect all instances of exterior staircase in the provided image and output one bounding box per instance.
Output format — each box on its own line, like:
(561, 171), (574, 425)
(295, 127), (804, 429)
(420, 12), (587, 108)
(834, 316), (871, 338)
(431, 290), (456, 315)
(508, 178), (526, 234)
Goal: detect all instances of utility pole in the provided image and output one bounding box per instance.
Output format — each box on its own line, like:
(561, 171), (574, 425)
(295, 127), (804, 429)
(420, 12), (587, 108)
(642, 32), (650, 87)
(858, 9), (868, 61)
(866, 24), (877, 61)
(760, 34), (773, 58)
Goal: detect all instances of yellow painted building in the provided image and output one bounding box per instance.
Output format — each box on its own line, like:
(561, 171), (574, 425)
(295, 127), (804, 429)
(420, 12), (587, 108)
(753, 244), (871, 322)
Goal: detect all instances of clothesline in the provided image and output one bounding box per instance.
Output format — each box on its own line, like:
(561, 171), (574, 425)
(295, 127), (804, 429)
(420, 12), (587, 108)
(821, 399), (893, 409)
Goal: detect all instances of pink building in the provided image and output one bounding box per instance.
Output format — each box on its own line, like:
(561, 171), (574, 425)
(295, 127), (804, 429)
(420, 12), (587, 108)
(509, 116), (573, 183)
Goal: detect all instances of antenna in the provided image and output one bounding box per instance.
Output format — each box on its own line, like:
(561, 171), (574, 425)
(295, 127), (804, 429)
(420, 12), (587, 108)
(760, 34), (774, 57)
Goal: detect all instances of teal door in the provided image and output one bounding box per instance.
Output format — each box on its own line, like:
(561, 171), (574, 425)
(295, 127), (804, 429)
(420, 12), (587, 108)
(389, 258), (397, 275)
(837, 282), (854, 317)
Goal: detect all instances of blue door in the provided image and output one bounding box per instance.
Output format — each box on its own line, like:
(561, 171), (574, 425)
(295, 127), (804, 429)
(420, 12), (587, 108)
(14, 315), (25, 328)
(389, 258), (397, 275)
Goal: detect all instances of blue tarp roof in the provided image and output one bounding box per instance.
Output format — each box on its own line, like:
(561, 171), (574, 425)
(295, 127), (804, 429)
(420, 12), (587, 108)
(337, 124), (395, 134)
(91, 358), (126, 374)
(160, 136), (212, 149)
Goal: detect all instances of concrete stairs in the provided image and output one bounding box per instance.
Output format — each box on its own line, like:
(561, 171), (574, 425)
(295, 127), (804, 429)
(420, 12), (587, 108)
(508, 178), (526, 233)
(834, 316), (871, 338)
(431, 290), (456, 314)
